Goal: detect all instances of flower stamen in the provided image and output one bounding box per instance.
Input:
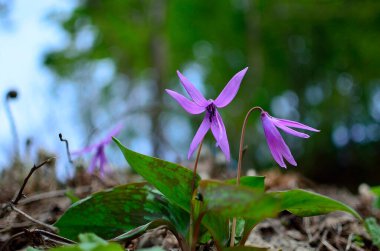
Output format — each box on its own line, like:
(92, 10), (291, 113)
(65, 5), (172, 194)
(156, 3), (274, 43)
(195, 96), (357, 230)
(206, 103), (216, 122)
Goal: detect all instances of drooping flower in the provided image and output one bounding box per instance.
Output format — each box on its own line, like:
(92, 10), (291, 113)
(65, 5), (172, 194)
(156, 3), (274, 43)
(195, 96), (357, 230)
(260, 111), (319, 168)
(166, 67), (248, 161)
(71, 123), (123, 175)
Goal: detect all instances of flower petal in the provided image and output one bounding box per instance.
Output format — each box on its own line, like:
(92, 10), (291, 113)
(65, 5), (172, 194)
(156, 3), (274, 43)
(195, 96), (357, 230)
(72, 124), (123, 156)
(71, 143), (100, 156)
(188, 115), (211, 159)
(98, 147), (108, 176)
(101, 123), (124, 145)
(275, 118), (320, 132)
(166, 89), (205, 114)
(177, 70), (208, 107)
(273, 121), (310, 138)
(87, 153), (99, 173)
(214, 67), (248, 108)
(276, 135), (297, 167)
(210, 110), (230, 161)
(261, 113), (287, 168)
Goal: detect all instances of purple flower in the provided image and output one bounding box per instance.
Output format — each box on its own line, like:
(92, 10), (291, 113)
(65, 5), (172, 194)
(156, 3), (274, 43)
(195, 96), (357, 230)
(71, 123), (123, 175)
(166, 68), (248, 161)
(260, 111), (319, 168)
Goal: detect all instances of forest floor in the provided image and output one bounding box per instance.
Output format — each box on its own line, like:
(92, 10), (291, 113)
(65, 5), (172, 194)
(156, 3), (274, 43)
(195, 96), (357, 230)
(0, 158), (379, 251)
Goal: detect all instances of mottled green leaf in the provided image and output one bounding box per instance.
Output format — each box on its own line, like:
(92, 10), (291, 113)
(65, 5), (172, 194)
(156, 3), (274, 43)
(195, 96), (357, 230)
(199, 180), (281, 220)
(114, 138), (200, 211)
(226, 176), (265, 192)
(114, 139), (230, 246)
(197, 180), (281, 247)
(50, 233), (123, 251)
(55, 183), (189, 240)
(240, 188), (363, 245)
(271, 189), (362, 220)
(365, 217), (380, 248)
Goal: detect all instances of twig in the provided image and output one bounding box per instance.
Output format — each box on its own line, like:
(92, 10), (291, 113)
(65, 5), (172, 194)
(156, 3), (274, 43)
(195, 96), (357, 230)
(322, 239), (338, 251)
(12, 157), (55, 205)
(303, 217), (313, 242)
(59, 133), (73, 164)
(345, 233), (353, 251)
(32, 229), (76, 245)
(10, 204), (57, 232)
(0, 229), (76, 250)
(0, 222), (32, 233)
(18, 186), (91, 205)
(0, 158), (57, 233)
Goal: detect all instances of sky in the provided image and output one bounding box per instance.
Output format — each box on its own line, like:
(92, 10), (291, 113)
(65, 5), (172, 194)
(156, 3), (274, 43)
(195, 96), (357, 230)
(0, 0), (79, 176)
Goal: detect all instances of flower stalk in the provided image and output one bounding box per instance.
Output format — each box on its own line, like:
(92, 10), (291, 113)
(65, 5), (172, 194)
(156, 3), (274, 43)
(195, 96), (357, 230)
(4, 90), (19, 160)
(230, 106), (262, 247)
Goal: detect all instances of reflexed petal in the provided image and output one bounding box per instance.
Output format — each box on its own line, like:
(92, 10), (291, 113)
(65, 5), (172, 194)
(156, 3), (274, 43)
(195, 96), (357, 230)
(188, 115), (211, 159)
(210, 110), (230, 161)
(275, 118), (320, 132)
(177, 70), (208, 107)
(166, 89), (205, 114)
(214, 67), (248, 108)
(101, 123), (124, 145)
(273, 122), (310, 138)
(71, 143), (100, 156)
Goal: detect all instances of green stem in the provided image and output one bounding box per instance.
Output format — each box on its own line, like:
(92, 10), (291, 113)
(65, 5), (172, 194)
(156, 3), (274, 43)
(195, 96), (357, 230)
(230, 106), (263, 247)
(190, 141), (203, 251)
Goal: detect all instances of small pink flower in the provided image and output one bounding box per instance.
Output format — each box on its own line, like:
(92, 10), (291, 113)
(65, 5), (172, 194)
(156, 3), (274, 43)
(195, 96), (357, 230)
(166, 68), (248, 161)
(261, 111), (319, 168)
(71, 124), (123, 175)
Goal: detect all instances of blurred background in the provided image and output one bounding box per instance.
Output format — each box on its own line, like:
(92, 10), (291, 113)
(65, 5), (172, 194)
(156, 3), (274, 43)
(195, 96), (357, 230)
(1, 0), (380, 189)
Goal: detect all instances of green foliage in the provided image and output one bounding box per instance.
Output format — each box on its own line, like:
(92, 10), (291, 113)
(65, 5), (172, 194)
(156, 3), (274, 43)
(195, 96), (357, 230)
(54, 182), (188, 240)
(365, 217), (380, 248)
(50, 233), (123, 251)
(352, 234), (365, 248)
(226, 176), (265, 192)
(114, 141), (361, 247)
(198, 180), (281, 220)
(113, 137), (200, 212)
(110, 219), (186, 249)
(271, 189), (362, 220)
(238, 186), (362, 245)
(65, 189), (80, 204)
(52, 142), (363, 248)
(370, 186), (380, 208)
